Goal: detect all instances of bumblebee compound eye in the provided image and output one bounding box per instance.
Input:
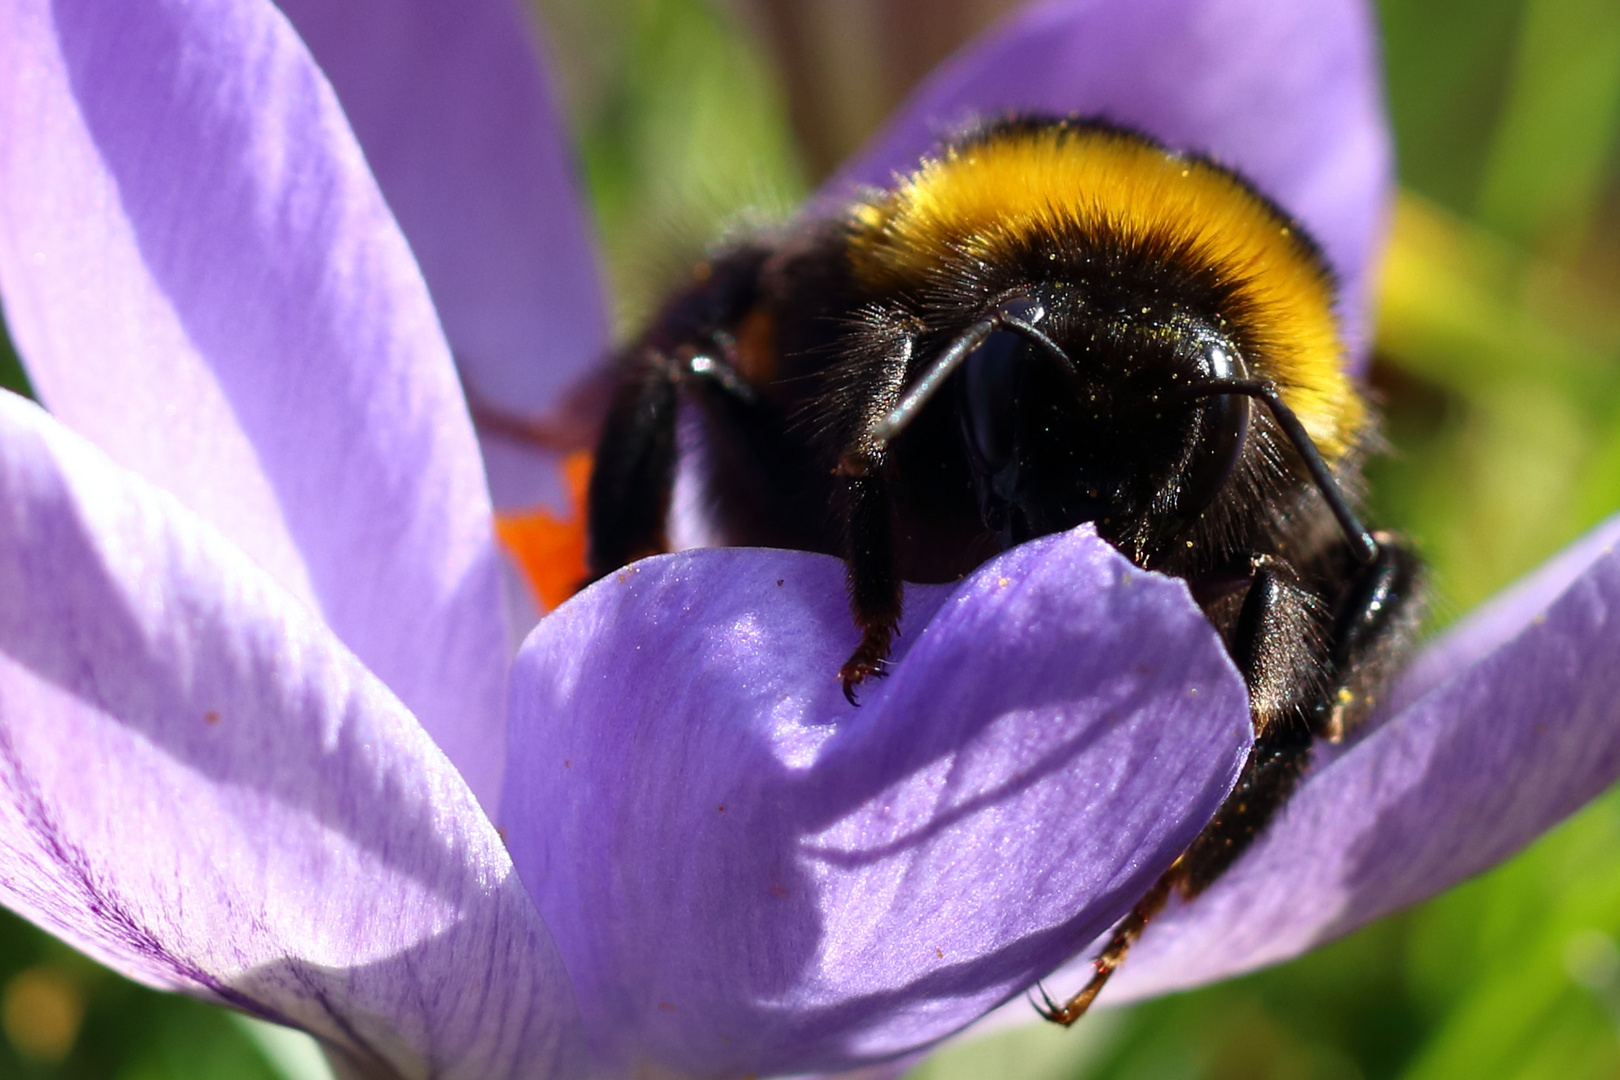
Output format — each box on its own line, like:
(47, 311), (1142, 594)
(958, 327), (1030, 473)
(955, 297), (1049, 472)
(1170, 334), (1251, 529)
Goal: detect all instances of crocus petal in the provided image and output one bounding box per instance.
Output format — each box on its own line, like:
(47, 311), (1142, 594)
(0, 0), (510, 805)
(0, 392), (584, 1080)
(828, 0), (1390, 355)
(1079, 511), (1620, 1002)
(502, 531), (1252, 1076)
(272, 0), (611, 511)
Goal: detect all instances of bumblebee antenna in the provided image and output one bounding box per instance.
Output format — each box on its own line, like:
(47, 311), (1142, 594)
(1182, 379), (1379, 565)
(871, 299), (1072, 446)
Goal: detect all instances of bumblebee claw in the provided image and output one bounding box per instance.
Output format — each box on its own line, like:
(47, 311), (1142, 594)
(1026, 982), (1062, 1022)
(838, 640), (893, 706)
(838, 660), (888, 705)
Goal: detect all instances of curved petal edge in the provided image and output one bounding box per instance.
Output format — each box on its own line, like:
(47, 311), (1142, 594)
(0, 392), (584, 1080)
(0, 0), (511, 804)
(503, 529), (1251, 1076)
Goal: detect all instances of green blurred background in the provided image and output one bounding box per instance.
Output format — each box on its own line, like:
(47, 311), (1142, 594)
(3, 0), (1620, 1075)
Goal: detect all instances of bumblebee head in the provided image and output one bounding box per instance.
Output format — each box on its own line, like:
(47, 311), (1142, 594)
(851, 116), (1373, 565)
(949, 296), (1252, 562)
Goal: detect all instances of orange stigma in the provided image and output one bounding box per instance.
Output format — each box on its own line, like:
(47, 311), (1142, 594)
(494, 451), (592, 613)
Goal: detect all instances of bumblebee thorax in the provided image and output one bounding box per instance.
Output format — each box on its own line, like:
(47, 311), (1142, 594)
(846, 117), (1363, 461)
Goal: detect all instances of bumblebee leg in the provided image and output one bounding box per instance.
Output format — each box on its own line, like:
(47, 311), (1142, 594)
(1160, 538), (1425, 891)
(1036, 720), (1318, 1026)
(1178, 725), (1315, 894)
(1229, 557), (1327, 736)
(839, 471), (900, 703)
(1033, 873), (1174, 1026)
(1181, 557), (1322, 893)
(1036, 558), (1321, 1025)
(1182, 541), (1423, 891)
(835, 324), (914, 704)
(1316, 532), (1426, 742)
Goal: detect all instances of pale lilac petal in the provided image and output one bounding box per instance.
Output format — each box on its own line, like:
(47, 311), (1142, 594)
(1385, 516), (1620, 716)
(274, 0), (611, 510)
(1074, 511), (1620, 1003)
(0, 0), (509, 805)
(502, 531), (1252, 1076)
(828, 0), (1390, 356)
(0, 392), (584, 1080)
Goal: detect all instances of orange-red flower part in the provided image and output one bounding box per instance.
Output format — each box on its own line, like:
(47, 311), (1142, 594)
(495, 452), (593, 613)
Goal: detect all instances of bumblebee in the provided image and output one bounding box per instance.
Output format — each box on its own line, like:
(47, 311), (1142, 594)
(582, 116), (1423, 1022)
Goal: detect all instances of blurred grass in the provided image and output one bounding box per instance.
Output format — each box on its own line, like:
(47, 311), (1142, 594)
(0, 317), (31, 400)
(534, 0), (809, 332)
(2, 0), (1620, 1075)
(0, 906), (293, 1079)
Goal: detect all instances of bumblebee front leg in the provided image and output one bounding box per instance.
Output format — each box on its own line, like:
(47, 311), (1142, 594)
(837, 469), (901, 702)
(834, 319), (915, 704)
(1316, 533), (1426, 742)
(835, 301), (1061, 701)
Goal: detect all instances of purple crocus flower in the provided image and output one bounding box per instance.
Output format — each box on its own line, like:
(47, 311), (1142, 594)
(0, 0), (1617, 1078)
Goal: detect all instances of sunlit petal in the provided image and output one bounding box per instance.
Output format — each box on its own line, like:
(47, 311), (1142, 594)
(504, 530), (1251, 1075)
(0, 392), (584, 1079)
(0, 0), (509, 804)
(275, 0), (611, 510)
